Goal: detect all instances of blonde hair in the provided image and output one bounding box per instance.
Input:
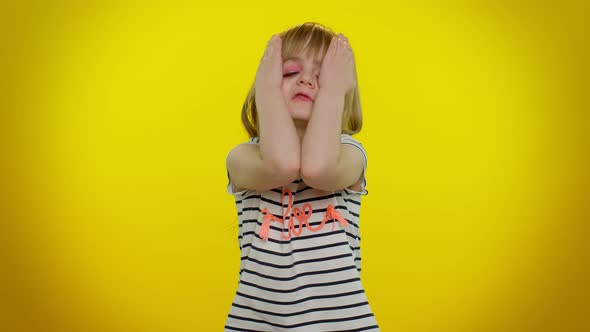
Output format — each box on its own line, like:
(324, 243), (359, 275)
(240, 22), (363, 138)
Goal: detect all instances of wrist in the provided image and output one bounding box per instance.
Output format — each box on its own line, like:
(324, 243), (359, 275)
(255, 88), (286, 112)
(256, 86), (282, 100)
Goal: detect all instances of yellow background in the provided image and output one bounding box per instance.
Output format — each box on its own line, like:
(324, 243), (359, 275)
(1, 1), (588, 331)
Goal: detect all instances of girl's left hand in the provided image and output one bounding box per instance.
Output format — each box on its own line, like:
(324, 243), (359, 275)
(318, 33), (356, 95)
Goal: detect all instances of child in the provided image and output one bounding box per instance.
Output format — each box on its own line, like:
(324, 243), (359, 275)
(225, 22), (379, 331)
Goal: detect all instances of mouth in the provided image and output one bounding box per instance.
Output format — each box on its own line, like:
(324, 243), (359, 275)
(293, 93), (314, 102)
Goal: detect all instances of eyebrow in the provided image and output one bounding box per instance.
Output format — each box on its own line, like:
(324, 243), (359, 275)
(284, 56), (322, 67)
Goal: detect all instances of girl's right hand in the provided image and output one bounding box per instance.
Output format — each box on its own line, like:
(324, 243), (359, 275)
(255, 35), (283, 93)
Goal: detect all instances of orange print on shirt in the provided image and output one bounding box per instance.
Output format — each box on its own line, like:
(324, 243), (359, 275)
(259, 188), (349, 241)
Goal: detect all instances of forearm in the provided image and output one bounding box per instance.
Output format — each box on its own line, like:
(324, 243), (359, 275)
(256, 88), (300, 173)
(301, 88), (345, 176)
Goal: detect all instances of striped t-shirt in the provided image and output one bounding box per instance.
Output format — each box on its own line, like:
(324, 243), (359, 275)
(225, 134), (379, 331)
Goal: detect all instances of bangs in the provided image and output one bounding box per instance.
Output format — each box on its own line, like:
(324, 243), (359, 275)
(280, 22), (335, 64)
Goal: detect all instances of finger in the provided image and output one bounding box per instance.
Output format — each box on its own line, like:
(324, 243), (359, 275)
(327, 35), (337, 56)
(342, 40), (350, 51)
(263, 36), (274, 59)
(322, 36), (334, 63)
(345, 43), (352, 53)
(268, 35), (277, 58)
(264, 45), (269, 59)
(275, 35), (282, 55)
(335, 34), (343, 54)
(274, 37), (283, 63)
(343, 39), (353, 55)
(263, 41), (269, 58)
(338, 34), (348, 55)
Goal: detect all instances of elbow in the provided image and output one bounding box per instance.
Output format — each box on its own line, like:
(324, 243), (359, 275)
(282, 161), (301, 182)
(301, 163), (317, 183)
(271, 158), (300, 182)
(301, 163), (330, 190)
(286, 168), (301, 185)
(301, 156), (332, 180)
(261, 143), (301, 182)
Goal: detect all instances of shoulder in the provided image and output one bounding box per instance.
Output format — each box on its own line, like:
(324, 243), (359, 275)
(340, 134), (367, 161)
(340, 133), (364, 146)
(340, 134), (368, 195)
(228, 137), (259, 154)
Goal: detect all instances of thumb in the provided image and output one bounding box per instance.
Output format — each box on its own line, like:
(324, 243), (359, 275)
(274, 35), (282, 61)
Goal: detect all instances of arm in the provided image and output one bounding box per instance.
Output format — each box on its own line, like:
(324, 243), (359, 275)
(300, 89), (364, 192)
(227, 89), (300, 193)
(257, 88), (300, 175)
(226, 142), (299, 193)
(300, 88), (344, 180)
(226, 35), (300, 193)
(255, 34), (300, 178)
(301, 33), (363, 191)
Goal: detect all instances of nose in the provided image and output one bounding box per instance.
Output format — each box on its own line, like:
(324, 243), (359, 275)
(297, 75), (315, 88)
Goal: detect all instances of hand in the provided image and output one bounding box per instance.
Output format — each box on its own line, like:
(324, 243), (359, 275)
(255, 35), (283, 93)
(318, 33), (356, 95)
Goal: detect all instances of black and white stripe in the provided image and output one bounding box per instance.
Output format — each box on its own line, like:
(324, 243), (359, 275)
(225, 134), (378, 331)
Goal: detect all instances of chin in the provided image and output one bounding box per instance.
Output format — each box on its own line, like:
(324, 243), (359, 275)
(289, 100), (313, 114)
(289, 107), (312, 121)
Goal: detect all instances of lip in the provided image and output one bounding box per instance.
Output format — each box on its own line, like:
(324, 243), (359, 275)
(293, 93), (314, 102)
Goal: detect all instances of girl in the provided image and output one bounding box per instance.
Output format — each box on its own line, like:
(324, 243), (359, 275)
(225, 22), (379, 331)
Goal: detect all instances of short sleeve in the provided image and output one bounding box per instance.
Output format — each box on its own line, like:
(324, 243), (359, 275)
(340, 134), (368, 196)
(226, 170), (249, 195)
(226, 137), (260, 195)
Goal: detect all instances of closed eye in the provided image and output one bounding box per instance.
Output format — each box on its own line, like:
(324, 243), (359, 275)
(283, 72), (320, 78)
